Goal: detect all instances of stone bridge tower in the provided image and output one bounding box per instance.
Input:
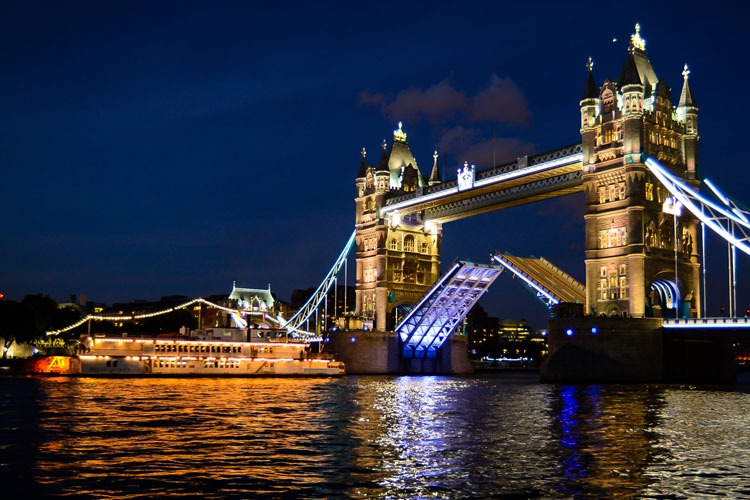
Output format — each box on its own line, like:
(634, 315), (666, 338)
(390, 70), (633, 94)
(580, 24), (701, 318)
(354, 123), (442, 331)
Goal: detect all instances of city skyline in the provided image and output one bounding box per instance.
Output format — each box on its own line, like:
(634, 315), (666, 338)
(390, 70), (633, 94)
(2, 2), (749, 325)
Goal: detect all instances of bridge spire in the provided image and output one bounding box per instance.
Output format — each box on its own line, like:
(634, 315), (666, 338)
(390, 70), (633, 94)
(429, 150), (442, 186)
(679, 63), (696, 107)
(583, 56), (598, 100)
(357, 147), (367, 178)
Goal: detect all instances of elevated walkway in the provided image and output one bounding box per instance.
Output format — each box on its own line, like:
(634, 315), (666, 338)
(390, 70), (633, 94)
(396, 261), (502, 358)
(492, 252), (585, 307)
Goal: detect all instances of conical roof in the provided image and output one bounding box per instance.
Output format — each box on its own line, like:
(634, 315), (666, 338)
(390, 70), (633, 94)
(357, 148), (367, 178)
(679, 65), (696, 107)
(583, 67), (598, 100)
(377, 139), (389, 173)
(617, 52), (642, 89)
(429, 150), (442, 185)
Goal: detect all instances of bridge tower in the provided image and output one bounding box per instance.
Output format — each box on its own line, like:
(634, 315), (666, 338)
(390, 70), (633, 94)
(580, 24), (701, 318)
(354, 123), (442, 331)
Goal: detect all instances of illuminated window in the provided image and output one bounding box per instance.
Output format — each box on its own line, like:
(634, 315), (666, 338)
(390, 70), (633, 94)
(608, 185), (616, 202)
(608, 229), (618, 248)
(645, 182), (654, 201)
(404, 235), (415, 252)
(600, 267), (607, 278)
(600, 226), (627, 248)
(604, 128), (614, 143)
(389, 238), (398, 251)
(618, 182), (626, 200)
(420, 242), (428, 254)
(598, 186), (606, 204)
(619, 276), (628, 299)
(619, 264), (627, 275)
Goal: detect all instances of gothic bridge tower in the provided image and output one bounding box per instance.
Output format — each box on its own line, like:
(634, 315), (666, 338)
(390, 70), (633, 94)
(354, 123), (443, 331)
(581, 24), (700, 318)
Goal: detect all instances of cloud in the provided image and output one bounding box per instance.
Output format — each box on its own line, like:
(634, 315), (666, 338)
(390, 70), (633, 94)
(383, 79), (468, 124)
(437, 126), (483, 153)
(358, 74), (531, 127)
(357, 90), (387, 107)
(471, 74), (531, 126)
(438, 126), (536, 168)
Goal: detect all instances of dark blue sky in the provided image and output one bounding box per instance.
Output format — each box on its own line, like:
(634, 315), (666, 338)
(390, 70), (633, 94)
(2, 1), (749, 327)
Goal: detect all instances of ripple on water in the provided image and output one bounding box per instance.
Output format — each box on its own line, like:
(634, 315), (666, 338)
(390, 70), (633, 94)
(1, 374), (749, 499)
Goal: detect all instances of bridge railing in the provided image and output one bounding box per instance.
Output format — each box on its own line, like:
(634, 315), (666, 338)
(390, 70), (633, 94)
(664, 317), (750, 328)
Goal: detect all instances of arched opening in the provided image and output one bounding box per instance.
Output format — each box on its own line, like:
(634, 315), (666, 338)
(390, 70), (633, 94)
(648, 279), (680, 318)
(389, 303), (412, 330)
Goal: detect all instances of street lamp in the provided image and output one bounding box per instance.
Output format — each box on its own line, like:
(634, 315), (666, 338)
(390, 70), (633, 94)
(663, 197), (683, 318)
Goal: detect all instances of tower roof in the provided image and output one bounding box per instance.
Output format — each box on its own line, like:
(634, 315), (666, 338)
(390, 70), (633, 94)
(618, 24), (659, 90)
(377, 139), (389, 173)
(429, 150), (442, 185)
(582, 57), (598, 100)
(617, 51), (642, 89)
(679, 64), (697, 107)
(357, 147), (367, 178)
(387, 122), (420, 188)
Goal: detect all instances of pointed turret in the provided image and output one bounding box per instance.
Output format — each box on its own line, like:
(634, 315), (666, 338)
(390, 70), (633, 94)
(583, 57), (598, 100)
(677, 64), (699, 176)
(580, 58), (600, 169)
(678, 64), (696, 107)
(357, 147), (367, 178)
(617, 51), (642, 89)
(377, 139), (389, 173)
(429, 150), (442, 186)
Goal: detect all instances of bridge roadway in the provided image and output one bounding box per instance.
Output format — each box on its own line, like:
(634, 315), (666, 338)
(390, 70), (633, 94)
(492, 252), (586, 306)
(381, 143), (583, 223)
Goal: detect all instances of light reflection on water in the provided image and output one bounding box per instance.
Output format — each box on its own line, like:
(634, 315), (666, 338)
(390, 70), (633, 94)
(1, 374), (750, 499)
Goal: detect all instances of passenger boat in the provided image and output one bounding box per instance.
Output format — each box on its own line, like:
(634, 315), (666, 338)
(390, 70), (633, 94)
(25, 328), (345, 376)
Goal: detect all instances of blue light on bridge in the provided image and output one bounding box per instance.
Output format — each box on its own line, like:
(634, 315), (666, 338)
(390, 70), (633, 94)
(566, 328), (574, 336)
(591, 327), (598, 334)
(350, 337), (356, 343)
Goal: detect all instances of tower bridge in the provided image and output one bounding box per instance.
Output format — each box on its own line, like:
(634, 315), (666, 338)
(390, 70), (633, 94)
(338, 24), (749, 380)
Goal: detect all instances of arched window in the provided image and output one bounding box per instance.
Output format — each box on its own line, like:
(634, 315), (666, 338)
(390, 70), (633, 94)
(404, 235), (415, 252)
(389, 238), (398, 251)
(420, 242), (428, 254)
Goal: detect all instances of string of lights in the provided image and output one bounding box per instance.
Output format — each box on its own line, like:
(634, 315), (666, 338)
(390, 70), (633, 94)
(46, 297), (284, 336)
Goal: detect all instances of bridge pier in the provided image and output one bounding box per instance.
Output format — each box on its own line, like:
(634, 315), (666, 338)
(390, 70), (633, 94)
(327, 330), (473, 375)
(541, 317), (736, 383)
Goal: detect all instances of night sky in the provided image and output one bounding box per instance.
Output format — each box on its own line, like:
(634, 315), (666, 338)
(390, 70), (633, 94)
(3, 1), (749, 328)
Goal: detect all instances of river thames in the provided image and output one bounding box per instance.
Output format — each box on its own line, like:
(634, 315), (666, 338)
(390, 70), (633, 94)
(1, 373), (750, 499)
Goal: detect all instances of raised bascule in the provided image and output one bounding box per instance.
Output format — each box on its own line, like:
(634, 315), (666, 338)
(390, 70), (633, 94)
(332, 24), (748, 381)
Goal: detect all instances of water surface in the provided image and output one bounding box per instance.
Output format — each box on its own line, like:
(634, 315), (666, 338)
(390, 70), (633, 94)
(1, 373), (749, 499)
